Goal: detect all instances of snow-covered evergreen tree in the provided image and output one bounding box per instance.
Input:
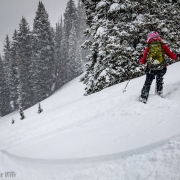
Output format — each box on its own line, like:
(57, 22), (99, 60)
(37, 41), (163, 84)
(0, 56), (11, 116)
(76, 0), (89, 65)
(68, 23), (83, 81)
(19, 107), (25, 120)
(12, 118), (15, 124)
(54, 17), (63, 90)
(61, 0), (79, 84)
(81, 0), (180, 95)
(31, 1), (56, 103)
(155, 1), (180, 57)
(16, 17), (34, 109)
(10, 30), (19, 109)
(2, 35), (17, 109)
(37, 103), (43, 114)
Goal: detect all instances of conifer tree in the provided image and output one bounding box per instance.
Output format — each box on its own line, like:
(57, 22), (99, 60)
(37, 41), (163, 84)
(155, 1), (180, 56)
(68, 23), (83, 80)
(31, 2), (56, 103)
(12, 118), (15, 124)
(0, 56), (11, 116)
(2, 35), (17, 109)
(54, 17), (63, 90)
(77, 0), (89, 65)
(81, 0), (180, 95)
(19, 107), (25, 120)
(61, 0), (79, 84)
(37, 103), (43, 114)
(10, 30), (19, 109)
(16, 17), (34, 109)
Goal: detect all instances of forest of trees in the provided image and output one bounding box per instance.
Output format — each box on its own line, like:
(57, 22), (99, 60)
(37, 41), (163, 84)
(1, 0), (180, 117)
(0, 0), (88, 116)
(81, 0), (180, 95)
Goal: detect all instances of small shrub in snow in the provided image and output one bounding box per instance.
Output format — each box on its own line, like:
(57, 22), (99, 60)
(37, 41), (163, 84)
(38, 103), (43, 114)
(19, 107), (25, 120)
(12, 118), (15, 124)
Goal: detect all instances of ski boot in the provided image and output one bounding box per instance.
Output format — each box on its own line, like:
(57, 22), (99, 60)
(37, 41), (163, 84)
(139, 96), (147, 104)
(157, 91), (164, 98)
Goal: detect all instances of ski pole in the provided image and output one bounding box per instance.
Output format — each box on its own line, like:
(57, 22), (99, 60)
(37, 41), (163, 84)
(122, 78), (131, 93)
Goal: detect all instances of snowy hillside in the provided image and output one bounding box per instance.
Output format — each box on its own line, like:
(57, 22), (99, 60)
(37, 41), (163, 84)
(0, 62), (180, 180)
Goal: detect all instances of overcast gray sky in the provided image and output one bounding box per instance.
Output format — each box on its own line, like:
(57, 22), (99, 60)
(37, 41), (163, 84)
(0, 0), (78, 55)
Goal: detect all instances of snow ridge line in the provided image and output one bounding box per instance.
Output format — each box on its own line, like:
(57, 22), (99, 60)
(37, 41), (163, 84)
(1, 133), (180, 164)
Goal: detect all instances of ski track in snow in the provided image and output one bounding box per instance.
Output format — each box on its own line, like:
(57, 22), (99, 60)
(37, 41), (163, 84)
(0, 62), (180, 179)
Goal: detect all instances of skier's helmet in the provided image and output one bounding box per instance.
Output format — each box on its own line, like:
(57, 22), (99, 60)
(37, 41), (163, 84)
(147, 31), (160, 43)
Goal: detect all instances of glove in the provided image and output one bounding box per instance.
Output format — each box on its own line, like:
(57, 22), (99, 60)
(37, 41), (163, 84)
(177, 54), (180, 58)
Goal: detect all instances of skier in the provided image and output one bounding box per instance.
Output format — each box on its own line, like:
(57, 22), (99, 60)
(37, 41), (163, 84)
(139, 31), (179, 103)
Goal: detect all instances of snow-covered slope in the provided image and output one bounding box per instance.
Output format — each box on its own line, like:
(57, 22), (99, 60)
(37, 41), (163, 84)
(0, 62), (180, 180)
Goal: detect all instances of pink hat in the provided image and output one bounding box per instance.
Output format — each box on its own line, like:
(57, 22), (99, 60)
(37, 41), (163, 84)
(147, 32), (160, 43)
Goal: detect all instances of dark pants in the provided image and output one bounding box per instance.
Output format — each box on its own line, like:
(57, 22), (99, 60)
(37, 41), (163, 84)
(141, 67), (167, 100)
